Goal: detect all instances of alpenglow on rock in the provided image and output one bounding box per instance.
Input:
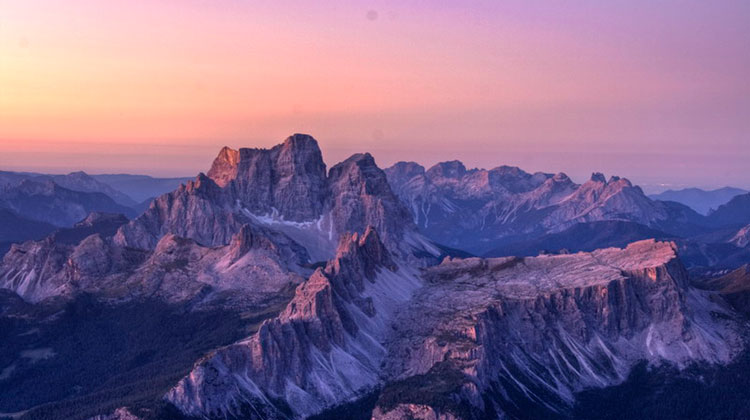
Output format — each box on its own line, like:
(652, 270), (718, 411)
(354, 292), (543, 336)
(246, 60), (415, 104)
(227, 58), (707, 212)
(207, 134), (328, 221)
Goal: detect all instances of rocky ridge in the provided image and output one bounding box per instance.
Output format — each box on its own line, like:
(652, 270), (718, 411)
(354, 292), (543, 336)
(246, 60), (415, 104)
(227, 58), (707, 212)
(166, 227), (421, 418)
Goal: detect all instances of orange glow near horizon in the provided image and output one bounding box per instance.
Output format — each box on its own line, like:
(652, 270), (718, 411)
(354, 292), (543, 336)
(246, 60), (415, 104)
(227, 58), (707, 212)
(1, 0), (749, 189)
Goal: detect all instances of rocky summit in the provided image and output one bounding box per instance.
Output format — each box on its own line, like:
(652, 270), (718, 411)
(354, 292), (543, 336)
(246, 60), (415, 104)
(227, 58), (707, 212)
(1, 134), (750, 420)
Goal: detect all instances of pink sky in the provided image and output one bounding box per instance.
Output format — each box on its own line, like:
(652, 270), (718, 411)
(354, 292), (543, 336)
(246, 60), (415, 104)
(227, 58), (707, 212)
(1, 0), (748, 191)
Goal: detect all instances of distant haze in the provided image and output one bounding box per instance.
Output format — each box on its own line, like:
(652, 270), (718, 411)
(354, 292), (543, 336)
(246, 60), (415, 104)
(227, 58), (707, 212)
(1, 1), (748, 191)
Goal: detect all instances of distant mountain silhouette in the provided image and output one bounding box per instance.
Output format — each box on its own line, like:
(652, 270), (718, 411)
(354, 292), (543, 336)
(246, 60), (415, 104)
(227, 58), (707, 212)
(650, 187), (747, 215)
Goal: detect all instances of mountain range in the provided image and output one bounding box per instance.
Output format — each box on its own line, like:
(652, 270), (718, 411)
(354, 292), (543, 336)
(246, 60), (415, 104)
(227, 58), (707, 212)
(0, 171), (191, 256)
(1, 134), (750, 420)
(383, 161), (746, 257)
(650, 187), (748, 215)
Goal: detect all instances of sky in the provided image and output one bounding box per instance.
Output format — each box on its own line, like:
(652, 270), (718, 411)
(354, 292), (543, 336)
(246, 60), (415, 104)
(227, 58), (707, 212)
(1, 0), (749, 192)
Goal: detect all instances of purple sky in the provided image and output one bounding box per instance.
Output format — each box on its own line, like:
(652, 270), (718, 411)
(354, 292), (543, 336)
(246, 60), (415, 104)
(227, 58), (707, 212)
(1, 0), (749, 192)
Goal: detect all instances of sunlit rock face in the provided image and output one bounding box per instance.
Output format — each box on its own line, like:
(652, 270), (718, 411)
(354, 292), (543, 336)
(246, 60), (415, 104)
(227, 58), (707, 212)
(385, 162), (702, 254)
(114, 173), (242, 250)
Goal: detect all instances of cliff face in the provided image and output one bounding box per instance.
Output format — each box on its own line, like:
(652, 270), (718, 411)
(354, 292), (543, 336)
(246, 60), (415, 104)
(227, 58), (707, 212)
(166, 227), (420, 418)
(207, 134), (328, 222)
(114, 173), (243, 250)
(327, 153), (415, 248)
(373, 240), (739, 419)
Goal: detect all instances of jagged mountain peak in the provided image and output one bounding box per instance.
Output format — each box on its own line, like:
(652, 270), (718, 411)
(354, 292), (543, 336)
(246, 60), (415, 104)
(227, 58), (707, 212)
(426, 160), (467, 179)
(206, 147), (240, 187)
(115, 135), (423, 267)
(585, 173), (634, 188)
(552, 172), (573, 182)
(329, 152), (389, 195)
(334, 151), (375, 166)
(590, 172), (607, 183)
(280, 132), (320, 150)
(488, 164), (529, 176)
(184, 172), (221, 193)
(384, 161), (691, 254)
(204, 134), (328, 222)
(577, 173), (637, 196)
(386, 161), (426, 180)
(332, 226), (395, 278)
(166, 222), (415, 419)
(328, 153), (415, 247)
